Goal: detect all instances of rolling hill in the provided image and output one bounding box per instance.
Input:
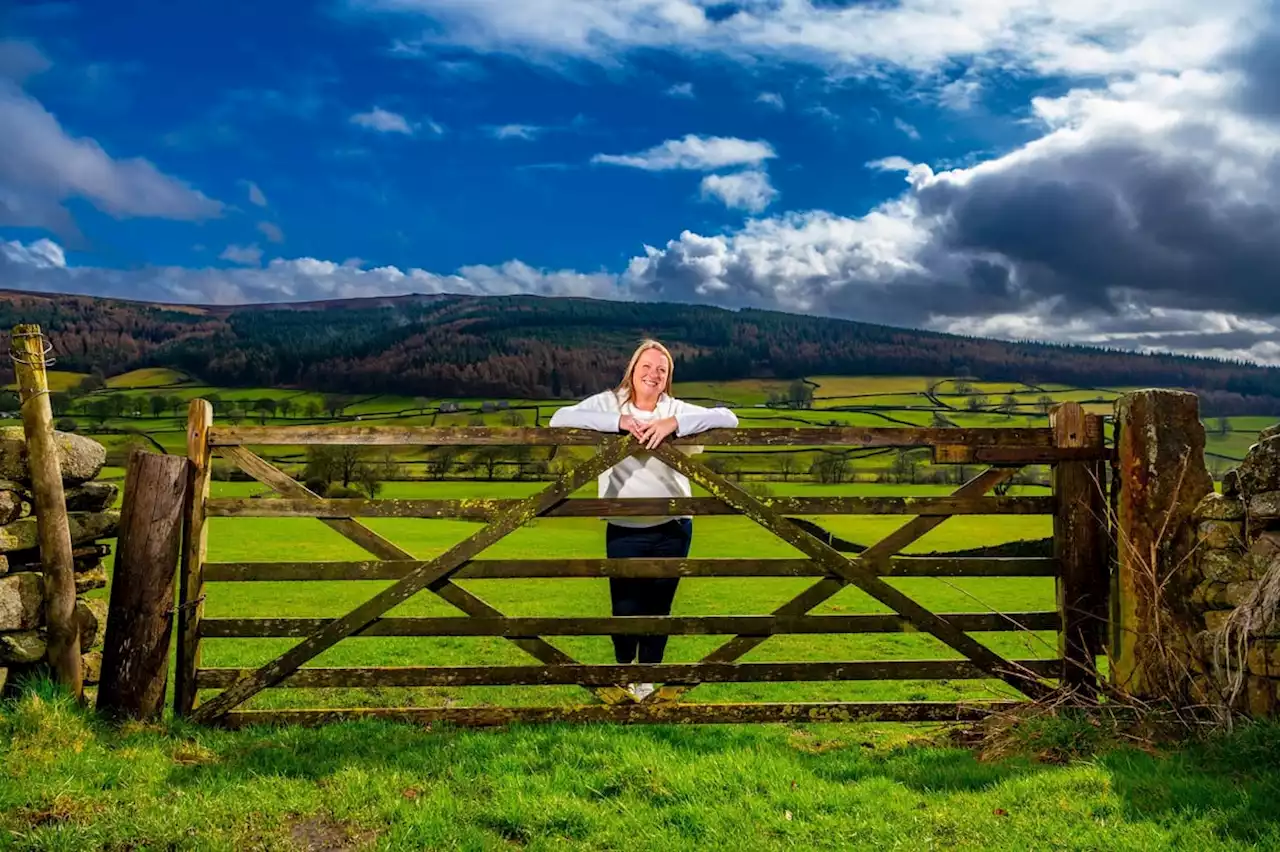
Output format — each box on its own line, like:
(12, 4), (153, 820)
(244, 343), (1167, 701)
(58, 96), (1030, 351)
(0, 288), (1278, 415)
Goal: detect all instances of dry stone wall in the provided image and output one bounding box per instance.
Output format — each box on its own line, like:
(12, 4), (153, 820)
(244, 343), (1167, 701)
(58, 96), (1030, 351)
(0, 427), (116, 694)
(1183, 423), (1280, 716)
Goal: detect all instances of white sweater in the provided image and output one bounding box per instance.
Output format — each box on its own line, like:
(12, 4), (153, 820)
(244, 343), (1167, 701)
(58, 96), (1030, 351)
(549, 390), (739, 528)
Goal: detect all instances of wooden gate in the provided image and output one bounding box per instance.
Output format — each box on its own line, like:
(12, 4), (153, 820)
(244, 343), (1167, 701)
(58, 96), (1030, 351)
(175, 401), (1111, 728)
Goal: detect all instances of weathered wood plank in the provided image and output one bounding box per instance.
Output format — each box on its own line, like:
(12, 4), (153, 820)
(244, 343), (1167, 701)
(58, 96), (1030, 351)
(205, 495), (1056, 519)
(210, 425), (1057, 449)
(219, 700), (1027, 728)
(11, 323), (82, 700)
(200, 611), (1062, 638)
(652, 451), (1049, 700)
(217, 444), (631, 706)
(189, 438), (639, 724)
(175, 399), (213, 716)
(1053, 405), (1107, 693)
(197, 658), (1061, 688)
(97, 451), (187, 722)
(203, 556), (1060, 582)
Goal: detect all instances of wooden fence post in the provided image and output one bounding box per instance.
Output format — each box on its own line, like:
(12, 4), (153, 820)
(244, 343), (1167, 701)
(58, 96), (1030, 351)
(9, 324), (82, 701)
(96, 450), (188, 721)
(175, 399), (213, 717)
(1110, 390), (1213, 697)
(1051, 403), (1106, 693)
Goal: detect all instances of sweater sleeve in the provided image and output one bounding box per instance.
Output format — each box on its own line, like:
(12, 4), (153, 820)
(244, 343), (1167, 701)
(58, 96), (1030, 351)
(548, 391), (622, 433)
(670, 398), (739, 437)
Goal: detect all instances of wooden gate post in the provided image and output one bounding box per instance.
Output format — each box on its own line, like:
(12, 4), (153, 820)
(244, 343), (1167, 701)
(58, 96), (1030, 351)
(9, 324), (82, 701)
(1111, 390), (1213, 697)
(1051, 403), (1106, 693)
(97, 450), (188, 721)
(175, 399), (213, 717)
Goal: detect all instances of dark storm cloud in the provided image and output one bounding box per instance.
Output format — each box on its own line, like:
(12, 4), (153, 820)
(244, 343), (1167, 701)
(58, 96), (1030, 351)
(1232, 22), (1280, 119)
(917, 138), (1280, 316)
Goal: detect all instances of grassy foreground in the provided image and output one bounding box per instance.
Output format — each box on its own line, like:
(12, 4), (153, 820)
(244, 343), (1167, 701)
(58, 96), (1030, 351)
(3, 682), (1280, 851)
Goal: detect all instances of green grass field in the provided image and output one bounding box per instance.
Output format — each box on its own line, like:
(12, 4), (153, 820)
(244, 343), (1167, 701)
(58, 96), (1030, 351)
(5, 373), (1279, 849)
(5, 682), (1280, 850)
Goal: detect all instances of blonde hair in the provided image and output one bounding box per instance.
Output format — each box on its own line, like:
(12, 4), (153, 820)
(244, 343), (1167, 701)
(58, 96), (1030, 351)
(615, 339), (674, 403)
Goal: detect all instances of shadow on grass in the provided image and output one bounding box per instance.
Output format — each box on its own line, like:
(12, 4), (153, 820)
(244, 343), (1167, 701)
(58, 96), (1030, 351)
(152, 714), (1280, 847)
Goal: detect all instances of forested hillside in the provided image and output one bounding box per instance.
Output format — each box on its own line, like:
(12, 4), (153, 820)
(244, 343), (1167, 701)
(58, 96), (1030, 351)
(1, 289), (1278, 414)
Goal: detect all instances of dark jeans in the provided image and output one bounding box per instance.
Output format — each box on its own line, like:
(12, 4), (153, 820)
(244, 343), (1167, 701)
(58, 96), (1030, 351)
(606, 519), (692, 664)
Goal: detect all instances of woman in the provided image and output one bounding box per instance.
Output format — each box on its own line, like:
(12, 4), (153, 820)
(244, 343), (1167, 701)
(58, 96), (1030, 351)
(549, 340), (738, 701)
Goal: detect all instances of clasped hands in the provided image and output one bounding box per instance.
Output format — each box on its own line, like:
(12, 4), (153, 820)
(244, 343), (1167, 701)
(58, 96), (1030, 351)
(618, 414), (678, 450)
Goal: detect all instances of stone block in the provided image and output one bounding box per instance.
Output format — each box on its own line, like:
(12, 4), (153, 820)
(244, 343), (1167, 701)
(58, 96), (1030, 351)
(1192, 581), (1228, 608)
(1246, 640), (1280, 675)
(0, 511), (120, 553)
(76, 597), (107, 649)
(1247, 676), (1279, 717)
(0, 631), (44, 663)
(1226, 581), (1259, 607)
(0, 426), (106, 486)
(81, 651), (101, 686)
(1238, 436), (1280, 495)
(1205, 610), (1233, 631)
(64, 482), (118, 513)
(1223, 469), (1241, 497)
(1261, 423), (1280, 442)
(1248, 491), (1280, 521)
(74, 566), (107, 594)
(0, 554), (7, 576)
(0, 572), (43, 631)
(0, 490), (25, 526)
(1201, 549), (1253, 584)
(1199, 520), (1243, 549)
(1196, 492), (1247, 520)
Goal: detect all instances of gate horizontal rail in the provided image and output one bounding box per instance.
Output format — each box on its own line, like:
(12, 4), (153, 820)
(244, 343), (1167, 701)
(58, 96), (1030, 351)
(197, 659), (1062, 689)
(220, 701), (1027, 728)
(209, 424), (1063, 448)
(174, 410), (1110, 728)
(202, 556), (1060, 582)
(199, 611), (1062, 638)
(205, 495), (1055, 518)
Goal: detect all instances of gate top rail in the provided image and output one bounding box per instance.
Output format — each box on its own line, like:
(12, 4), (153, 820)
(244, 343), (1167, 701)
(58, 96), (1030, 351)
(206, 424), (1111, 464)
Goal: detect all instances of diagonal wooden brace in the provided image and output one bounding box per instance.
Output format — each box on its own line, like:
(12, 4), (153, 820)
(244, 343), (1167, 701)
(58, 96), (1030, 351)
(649, 446), (1049, 701)
(218, 445), (633, 705)
(191, 437), (638, 723)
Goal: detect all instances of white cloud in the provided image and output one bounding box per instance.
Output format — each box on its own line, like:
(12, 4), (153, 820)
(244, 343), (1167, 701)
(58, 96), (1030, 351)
(350, 107), (415, 134)
(220, 244), (263, 266)
(257, 221), (285, 243)
(0, 77), (222, 238)
(489, 123), (542, 140)
(246, 181), (268, 206)
(699, 169), (778, 213)
(2, 237), (621, 305)
(894, 117), (921, 140)
(665, 82), (695, 98)
(357, 0), (1261, 80)
(2, 236), (65, 268)
(756, 92), (785, 109)
(939, 76), (982, 110)
(592, 134), (776, 171)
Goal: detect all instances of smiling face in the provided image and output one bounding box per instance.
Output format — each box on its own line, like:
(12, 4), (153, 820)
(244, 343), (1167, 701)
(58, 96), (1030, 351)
(629, 346), (671, 405)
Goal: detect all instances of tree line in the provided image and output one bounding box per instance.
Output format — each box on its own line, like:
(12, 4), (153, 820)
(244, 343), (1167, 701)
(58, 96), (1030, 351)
(3, 290), (1280, 416)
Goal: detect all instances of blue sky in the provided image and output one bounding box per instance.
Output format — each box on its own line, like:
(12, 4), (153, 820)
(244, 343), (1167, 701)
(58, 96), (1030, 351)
(2, 0), (1280, 364)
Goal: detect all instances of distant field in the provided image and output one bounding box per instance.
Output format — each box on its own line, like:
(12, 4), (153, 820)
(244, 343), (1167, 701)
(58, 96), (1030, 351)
(105, 367), (193, 389)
